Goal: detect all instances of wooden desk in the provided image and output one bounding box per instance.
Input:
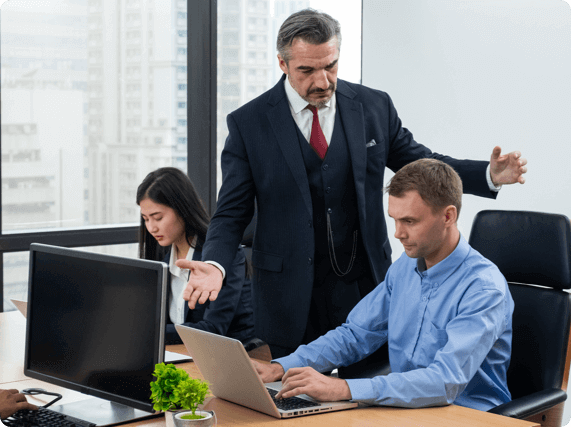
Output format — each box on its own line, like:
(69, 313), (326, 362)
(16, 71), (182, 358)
(0, 311), (539, 427)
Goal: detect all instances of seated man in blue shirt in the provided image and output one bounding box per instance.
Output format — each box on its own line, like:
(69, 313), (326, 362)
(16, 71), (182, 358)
(254, 158), (514, 411)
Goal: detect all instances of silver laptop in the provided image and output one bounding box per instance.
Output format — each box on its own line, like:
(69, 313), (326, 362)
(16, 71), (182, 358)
(175, 324), (358, 418)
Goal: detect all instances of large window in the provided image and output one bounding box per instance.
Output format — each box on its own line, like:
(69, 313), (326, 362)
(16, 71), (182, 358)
(216, 0), (362, 191)
(1, 0), (188, 232)
(1, 0), (189, 310)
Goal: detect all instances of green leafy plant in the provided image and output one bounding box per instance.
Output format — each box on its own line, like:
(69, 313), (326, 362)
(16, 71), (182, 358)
(150, 363), (209, 416)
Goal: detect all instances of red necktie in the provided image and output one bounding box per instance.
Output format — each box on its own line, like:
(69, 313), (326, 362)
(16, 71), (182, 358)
(308, 105), (328, 160)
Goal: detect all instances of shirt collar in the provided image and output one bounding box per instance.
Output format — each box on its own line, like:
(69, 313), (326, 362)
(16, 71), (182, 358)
(415, 234), (471, 286)
(283, 75), (334, 114)
(168, 239), (196, 277)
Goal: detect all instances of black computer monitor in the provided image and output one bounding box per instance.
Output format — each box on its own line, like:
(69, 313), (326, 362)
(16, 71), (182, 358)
(23, 243), (168, 425)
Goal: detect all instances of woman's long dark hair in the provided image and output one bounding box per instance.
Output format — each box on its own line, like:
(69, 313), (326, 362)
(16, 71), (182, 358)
(136, 167), (210, 261)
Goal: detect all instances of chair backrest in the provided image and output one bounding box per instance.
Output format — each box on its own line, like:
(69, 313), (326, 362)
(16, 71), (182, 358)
(468, 210), (571, 399)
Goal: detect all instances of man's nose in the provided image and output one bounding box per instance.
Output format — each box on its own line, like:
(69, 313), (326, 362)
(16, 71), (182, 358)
(394, 224), (405, 239)
(313, 70), (330, 90)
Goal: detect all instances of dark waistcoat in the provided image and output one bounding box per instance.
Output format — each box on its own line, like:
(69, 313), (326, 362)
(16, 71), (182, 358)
(296, 107), (370, 284)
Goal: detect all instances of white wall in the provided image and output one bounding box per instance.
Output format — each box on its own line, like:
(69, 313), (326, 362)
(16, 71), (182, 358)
(362, 0), (571, 262)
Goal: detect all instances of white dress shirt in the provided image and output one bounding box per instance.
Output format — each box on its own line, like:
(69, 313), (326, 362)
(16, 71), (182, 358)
(168, 243), (195, 325)
(284, 76), (336, 145)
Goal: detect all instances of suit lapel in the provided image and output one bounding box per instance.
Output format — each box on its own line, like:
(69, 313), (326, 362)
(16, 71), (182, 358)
(266, 76), (312, 217)
(336, 80), (367, 217)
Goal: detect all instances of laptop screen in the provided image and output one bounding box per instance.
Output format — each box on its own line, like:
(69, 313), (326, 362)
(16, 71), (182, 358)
(24, 243), (167, 412)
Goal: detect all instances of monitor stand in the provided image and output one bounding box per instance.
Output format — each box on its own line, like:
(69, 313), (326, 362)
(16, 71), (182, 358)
(50, 397), (161, 426)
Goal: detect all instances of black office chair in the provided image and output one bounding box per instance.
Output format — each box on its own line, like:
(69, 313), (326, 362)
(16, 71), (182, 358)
(468, 210), (571, 427)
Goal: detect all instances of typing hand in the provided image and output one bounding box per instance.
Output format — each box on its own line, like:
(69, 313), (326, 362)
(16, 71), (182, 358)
(276, 367), (352, 402)
(0, 389), (37, 419)
(490, 146), (527, 186)
(252, 360), (285, 383)
(177, 260), (223, 309)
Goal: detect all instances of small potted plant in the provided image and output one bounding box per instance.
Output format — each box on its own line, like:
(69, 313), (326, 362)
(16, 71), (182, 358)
(150, 363), (213, 426)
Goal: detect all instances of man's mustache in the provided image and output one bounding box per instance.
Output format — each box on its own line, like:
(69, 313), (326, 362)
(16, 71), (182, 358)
(307, 84), (335, 96)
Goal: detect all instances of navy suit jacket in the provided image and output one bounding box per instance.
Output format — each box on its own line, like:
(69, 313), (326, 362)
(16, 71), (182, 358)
(164, 246), (254, 345)
(202, 75), (495, 348)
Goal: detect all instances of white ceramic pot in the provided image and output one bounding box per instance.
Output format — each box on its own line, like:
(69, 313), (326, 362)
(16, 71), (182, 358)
(173, 410), (215, 427)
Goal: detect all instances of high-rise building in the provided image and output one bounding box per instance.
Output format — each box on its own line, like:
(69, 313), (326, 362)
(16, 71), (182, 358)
(85, 0), (188, 226)
(217, 0), (273, 190)
(0, 1), (88, 310)
(1, 2), (86, 232)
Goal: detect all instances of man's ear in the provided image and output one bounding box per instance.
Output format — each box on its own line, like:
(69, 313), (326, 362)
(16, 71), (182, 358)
(278, 54), (288, 75)
(444, 206), (457, 225)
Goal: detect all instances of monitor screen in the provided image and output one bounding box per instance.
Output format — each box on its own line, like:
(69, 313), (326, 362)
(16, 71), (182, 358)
(24, 243), (167, 413)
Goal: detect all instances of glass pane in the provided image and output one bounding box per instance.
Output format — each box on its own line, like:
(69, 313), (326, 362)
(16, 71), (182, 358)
(1, 0), (188, 232)
(3, 252), (29, 313)
(3, 243), (137, 312)
(216, 0), (362, 192)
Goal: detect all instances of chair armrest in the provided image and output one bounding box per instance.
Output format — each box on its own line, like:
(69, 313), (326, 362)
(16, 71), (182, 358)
(487, 388), (567, 419)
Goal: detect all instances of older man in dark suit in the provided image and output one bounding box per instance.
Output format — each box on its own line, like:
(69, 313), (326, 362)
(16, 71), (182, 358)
(178, 9), (527, 359)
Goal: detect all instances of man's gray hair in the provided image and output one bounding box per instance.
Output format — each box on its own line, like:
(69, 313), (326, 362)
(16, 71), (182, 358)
(277, 8), (341, 64)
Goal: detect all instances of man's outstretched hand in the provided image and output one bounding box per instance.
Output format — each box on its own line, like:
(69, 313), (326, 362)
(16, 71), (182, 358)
(177, 260), (223, 309)
(490, 146), (528, 186)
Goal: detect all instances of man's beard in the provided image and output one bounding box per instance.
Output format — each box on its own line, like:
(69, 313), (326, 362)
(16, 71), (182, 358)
(302, 83), (336, 108)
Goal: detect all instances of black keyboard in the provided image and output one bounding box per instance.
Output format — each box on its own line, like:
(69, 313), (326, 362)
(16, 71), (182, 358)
(2, 407), (96, 427)
(267, 387), (321, 411)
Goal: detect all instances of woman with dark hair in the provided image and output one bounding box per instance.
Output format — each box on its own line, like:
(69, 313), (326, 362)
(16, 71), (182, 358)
(137, 167), (254, 345)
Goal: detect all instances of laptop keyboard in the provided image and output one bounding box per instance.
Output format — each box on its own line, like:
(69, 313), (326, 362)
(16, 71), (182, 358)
(2, 407), (96, 427)
(267, 387), (321, 411)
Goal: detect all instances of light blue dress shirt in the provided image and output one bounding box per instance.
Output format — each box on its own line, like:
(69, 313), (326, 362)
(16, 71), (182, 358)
(276, 235), (514, 411)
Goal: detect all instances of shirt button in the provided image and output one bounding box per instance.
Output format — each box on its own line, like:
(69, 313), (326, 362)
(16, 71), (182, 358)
(308, 220), (312, 227)
(322, 164), (329, 171)
(422, 296), (427, 301)
(308, 258), (313, 265)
